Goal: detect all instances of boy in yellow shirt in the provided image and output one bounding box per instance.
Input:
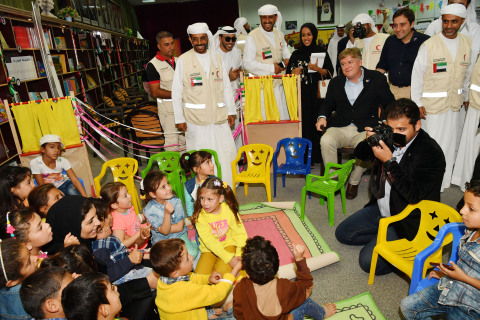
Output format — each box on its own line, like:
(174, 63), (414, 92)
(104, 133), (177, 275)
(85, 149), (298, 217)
(150, 238), (242, 320)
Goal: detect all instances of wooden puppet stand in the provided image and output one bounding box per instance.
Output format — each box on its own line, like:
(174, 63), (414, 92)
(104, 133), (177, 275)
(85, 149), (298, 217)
(4, 97), (96, 196)
(241, 73), (302, 164)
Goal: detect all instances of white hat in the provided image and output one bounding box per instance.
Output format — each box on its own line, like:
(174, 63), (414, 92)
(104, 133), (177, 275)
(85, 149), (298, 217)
(258, 4), (282, 30)
(352, 13), (377, 33)
(440, 3), (467, 18)
(186, 22), (218, 68)
(234, 17), (248, 35)
(336, 24), (346, 29)
(40, 134), (64, 147)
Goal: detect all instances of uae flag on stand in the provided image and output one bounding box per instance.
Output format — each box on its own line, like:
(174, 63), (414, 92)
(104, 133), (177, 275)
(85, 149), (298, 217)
(433, 62), (447, 73)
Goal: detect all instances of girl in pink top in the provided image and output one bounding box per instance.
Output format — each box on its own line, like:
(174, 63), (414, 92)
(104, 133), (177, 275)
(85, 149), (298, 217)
(100, 182), (150, 249)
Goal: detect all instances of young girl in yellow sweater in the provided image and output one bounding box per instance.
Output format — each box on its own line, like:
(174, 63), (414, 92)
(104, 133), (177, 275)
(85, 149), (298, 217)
(192, 177), (247, 276)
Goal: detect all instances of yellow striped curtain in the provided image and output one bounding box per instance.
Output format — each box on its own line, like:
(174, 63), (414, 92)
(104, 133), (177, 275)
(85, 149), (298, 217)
(282, 74), (298, 120)
(244, 77), (263, 124)
(261, 76), (280, 122)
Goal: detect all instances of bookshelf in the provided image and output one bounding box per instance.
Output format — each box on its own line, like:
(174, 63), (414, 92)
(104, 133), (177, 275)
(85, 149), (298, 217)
(0, 4), (149, 165)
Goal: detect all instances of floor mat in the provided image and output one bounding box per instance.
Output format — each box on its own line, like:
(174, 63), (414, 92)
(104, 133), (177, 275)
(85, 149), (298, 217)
(326, 292), (386, 320)
(239, 202), (339, 278)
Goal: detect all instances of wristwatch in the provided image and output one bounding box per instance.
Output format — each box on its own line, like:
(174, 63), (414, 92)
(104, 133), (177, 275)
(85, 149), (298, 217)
(384, 157), (397, 166)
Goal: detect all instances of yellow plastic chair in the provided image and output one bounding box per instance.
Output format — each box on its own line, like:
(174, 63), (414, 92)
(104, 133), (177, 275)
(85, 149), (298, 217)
(232, 144), (273, 202)
(94, 158), (142, 215)
(368, 200), (462, 284)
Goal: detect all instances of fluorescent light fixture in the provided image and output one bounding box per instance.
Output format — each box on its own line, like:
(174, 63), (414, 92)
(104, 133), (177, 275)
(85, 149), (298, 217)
(142, 0), (155, 2)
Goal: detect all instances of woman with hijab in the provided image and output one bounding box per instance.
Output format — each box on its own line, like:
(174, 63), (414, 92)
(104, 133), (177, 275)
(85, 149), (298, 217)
(287, 23), (334, 168)
(43, 195), (99, 255)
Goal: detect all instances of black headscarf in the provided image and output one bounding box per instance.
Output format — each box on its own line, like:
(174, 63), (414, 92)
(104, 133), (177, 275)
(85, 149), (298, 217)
(296, 23), (323, 55)
(44, 195), (94, 254)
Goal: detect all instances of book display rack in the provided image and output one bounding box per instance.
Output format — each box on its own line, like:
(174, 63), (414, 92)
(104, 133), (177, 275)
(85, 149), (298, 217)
(0, 4), (149, 166)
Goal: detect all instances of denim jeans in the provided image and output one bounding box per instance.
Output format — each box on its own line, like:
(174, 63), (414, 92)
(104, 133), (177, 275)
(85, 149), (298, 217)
(335, 203), (399, 275)
(401, 284), (480, 319)
(57, 179), (81, 196)
(291, 298), (326, 320)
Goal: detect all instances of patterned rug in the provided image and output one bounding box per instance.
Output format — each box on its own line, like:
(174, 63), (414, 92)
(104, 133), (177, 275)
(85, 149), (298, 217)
(326, 292), (386, 320)
(239, 202), (339, 272)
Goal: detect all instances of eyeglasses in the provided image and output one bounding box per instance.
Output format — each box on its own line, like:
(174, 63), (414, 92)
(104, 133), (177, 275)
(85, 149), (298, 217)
(223, 36), (237, 42)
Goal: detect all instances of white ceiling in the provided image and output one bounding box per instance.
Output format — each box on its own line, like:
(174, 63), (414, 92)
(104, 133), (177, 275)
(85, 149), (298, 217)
(126, 0), (200, 6)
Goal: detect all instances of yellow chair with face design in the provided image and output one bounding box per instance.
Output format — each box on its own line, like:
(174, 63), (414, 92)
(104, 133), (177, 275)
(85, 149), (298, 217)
(94, 157), (142, 215)
(368, 200), (462, 285)
(232, 144), (273, 202)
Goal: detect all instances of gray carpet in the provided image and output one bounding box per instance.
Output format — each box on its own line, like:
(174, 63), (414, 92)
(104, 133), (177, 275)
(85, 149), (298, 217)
(88, 149), (464, 320)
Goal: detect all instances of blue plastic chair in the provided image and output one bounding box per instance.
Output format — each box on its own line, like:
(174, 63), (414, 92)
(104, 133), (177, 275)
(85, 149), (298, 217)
(409, 222), (466, 295)
(273, 138), (312, 197)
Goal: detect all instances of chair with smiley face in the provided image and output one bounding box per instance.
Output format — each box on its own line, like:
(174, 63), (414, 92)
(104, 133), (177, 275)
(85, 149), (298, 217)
(232, 144), (273, 202)
(368, 200), (462, 285)
(273, 137), (312, 198)
(94, 157), (142, 215)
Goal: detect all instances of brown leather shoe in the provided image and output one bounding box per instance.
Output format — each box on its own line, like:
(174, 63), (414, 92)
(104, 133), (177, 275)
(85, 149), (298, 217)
(346, 183), (358, 200)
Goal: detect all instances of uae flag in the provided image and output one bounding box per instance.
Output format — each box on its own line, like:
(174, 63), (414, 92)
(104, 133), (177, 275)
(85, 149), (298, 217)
(262, 50), (272, 60)
(191, 77), (202, 86)
(433, 62), (447, 73)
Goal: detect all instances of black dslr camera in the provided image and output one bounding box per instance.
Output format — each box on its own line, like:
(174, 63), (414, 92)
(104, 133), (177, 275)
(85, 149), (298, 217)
(367, 123), (394, 148)
(353, 22), (366, 39)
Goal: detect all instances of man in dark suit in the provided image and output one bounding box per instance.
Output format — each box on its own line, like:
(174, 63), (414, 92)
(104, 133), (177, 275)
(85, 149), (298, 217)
(335, 98), (446, 275)
(316, 47), (395, 199)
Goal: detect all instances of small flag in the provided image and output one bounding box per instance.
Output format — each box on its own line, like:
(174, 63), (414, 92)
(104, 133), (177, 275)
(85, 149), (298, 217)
(262, 50), (272, 60)
(433, 62), (447, 73)
(190, 77), (203, 86)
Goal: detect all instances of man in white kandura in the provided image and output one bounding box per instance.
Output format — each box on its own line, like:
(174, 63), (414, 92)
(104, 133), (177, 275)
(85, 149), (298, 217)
(347, 13), (389, 70)
(411, 4), (472, 192)
(243, 4), (291, 121)
(327, 24), (346, 76)
(172, 22), (237, 186)
(213, 25), (243, 150)
(234, 17), (250, 55)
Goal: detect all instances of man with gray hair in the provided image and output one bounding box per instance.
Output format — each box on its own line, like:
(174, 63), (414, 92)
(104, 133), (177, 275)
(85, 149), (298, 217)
(234, 17), (250, 54)
(411, 3), (472, 191)
(172, 23), (237, 185)
(347, 13), (389, 70)
(243, 4), (292, 121)
(146, 31), (185, 151)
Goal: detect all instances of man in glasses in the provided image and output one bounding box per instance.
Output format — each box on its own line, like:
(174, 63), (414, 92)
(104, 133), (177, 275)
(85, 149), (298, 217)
(244, 4), (291, 121)
(214, 26), (242, 91)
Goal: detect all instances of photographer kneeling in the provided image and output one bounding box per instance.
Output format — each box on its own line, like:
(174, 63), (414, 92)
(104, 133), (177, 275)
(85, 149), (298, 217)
(335, 98), (446, 275)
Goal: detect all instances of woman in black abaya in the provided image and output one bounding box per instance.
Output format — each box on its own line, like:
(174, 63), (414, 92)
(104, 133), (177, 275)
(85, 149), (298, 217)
(286, 23), (333, 168)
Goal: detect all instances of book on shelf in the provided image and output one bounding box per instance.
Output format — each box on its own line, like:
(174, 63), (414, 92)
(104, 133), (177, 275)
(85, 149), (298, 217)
(6, 56), (38, 81)
(12, 26), (30, 48)
(68, 58), (75, 71)
(0, 101), (8, 123)
(86, 74), (97, 89)
(51, 54), (67, 74)
(28, 91), (49, 101)
(0, 31), (9, 49)
(54, 36), (67, 49)
(64, 76), (80, 94)
(78, 34), (89, 49)
(36, 61), (47, 78)
(44, 30), (53, 49)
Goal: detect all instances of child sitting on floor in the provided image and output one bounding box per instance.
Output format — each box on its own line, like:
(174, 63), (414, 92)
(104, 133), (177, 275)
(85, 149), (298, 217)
(150, 238), (242, 320)
(233, 236), (337, 320)
(192, 177), (247, 276)
(142, 171), (198, 258)
(0, 238), (38, 320)
(30, 134), (87, 196)
(180, 151), (216, 217)
(27, 184), (64, 218)
(20, 266), (75, 320)
(91, 204), (158, 289)
(101, 182), (151, 249)
(401, 180), (480, 319)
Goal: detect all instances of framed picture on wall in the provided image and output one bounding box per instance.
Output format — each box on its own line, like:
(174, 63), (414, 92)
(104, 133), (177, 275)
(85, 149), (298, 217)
(318, 0), (334, 24)
(285, 21), (297, 30)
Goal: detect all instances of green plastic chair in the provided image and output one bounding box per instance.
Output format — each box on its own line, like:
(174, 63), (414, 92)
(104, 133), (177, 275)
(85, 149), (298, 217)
(182, 149), (222, 181)
(300, 159), (355, 226)
(140, 152), (185, 205)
